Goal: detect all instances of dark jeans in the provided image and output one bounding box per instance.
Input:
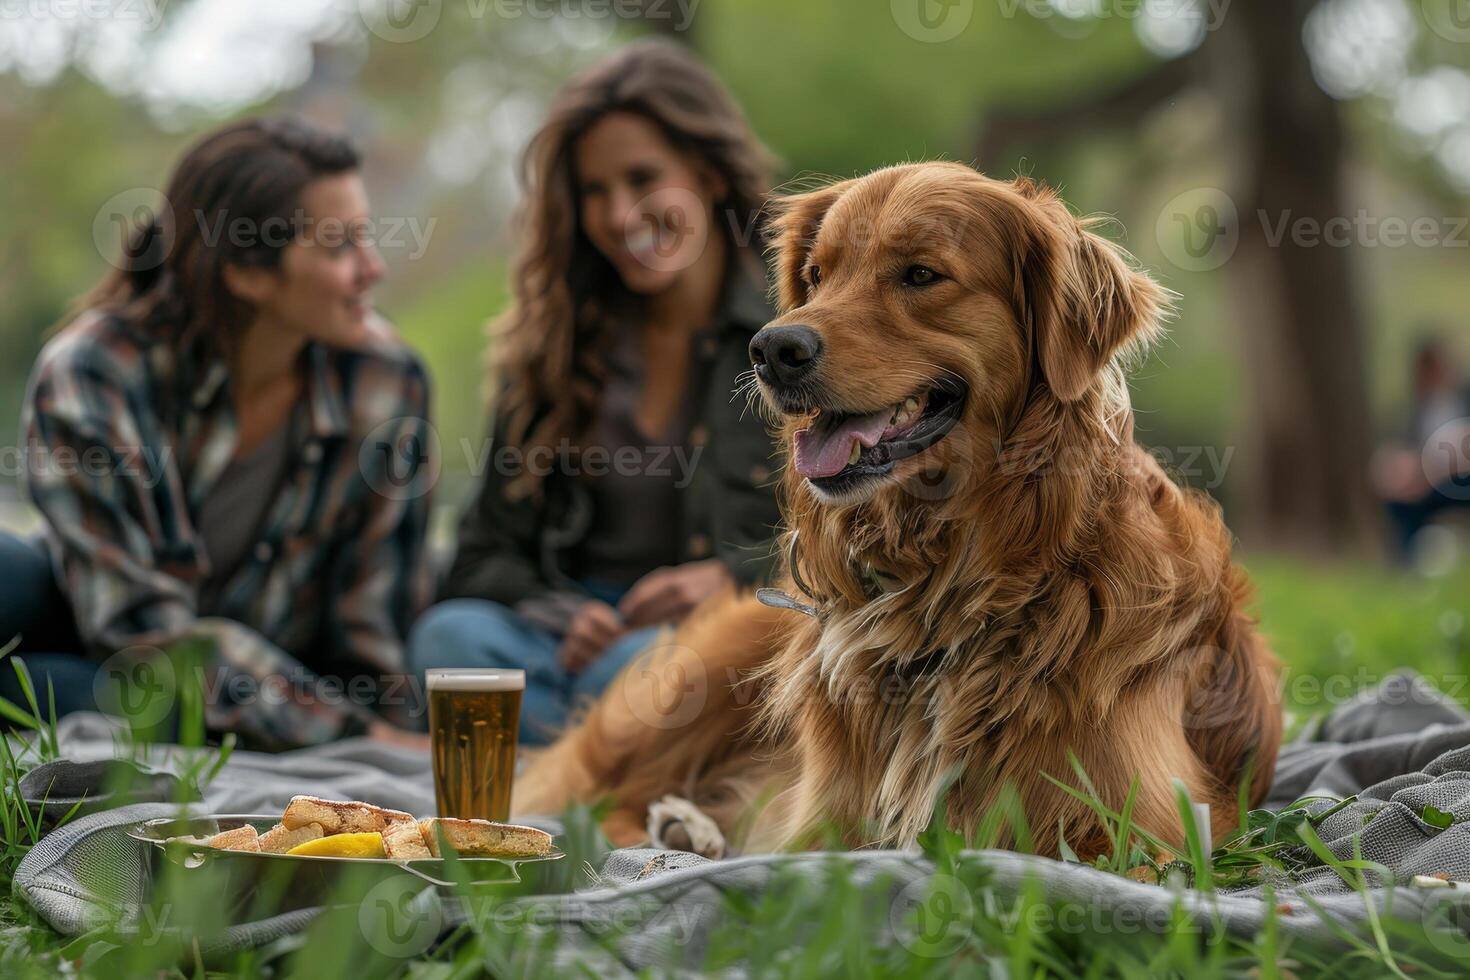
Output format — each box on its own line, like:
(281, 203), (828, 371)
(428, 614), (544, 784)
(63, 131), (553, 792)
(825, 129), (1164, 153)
(1386, 481), (1470, 561)
(0, 530), (98, 717)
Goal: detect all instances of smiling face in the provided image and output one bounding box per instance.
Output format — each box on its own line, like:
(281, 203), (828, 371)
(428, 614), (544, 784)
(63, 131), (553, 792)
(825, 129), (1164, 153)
(227, 173), (387, 351)
(573, 111), (727, 296)
(752, 163), (1166, 507)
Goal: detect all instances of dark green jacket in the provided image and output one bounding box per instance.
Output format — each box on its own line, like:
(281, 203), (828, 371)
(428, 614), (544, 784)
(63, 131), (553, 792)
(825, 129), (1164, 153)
(440, 260), (780, 607)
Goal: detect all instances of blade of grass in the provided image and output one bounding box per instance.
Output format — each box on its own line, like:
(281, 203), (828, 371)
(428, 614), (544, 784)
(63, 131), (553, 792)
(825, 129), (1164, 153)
(7, 664), (44, 746)
(0, 661), (63, 763)
(1041, 772), (1174, 855)
(0, 696), (39, 730)
(1113, 774), (1141, 875)
(202, 732), (236, 783)
(1257, 883), (1282, 980)
(1056, 820), (1080, 864)
(973, 783), (1035, 854)
(44, 679), (57, 759)
(1297, 823), (1409, 980)
(1306, 795), (1357, 825)
(1063, 753), (1122, 855)
(1234, 756), (1255, 845)
(1172, 780), (1213, 893)
(9, 661), (41, 730)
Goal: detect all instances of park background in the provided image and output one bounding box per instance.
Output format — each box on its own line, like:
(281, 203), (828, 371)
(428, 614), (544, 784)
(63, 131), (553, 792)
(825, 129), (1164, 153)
(1, 0), (1466, 706)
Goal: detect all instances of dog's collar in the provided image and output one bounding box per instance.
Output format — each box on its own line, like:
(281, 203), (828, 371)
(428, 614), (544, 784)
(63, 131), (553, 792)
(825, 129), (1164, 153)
(756, 532), (823, 618)
(755, 586), (820, 619)
(757, 533), (961, 682)
(756, 530), (903, 621)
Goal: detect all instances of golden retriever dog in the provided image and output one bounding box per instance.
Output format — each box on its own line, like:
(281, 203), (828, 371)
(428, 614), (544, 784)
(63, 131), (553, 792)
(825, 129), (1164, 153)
(513, 162), (1281, 860)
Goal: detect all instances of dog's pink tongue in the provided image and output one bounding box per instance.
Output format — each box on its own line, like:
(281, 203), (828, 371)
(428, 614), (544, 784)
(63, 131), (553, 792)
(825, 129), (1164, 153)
(793, 409), (891, 478)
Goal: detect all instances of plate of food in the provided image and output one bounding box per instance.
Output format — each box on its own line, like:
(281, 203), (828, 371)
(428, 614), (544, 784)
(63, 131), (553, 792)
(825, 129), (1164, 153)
(128, 796), (563, 913)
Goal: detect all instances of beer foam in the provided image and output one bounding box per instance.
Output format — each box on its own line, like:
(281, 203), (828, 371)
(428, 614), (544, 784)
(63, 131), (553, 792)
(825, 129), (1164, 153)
(425, 668), (526, 693)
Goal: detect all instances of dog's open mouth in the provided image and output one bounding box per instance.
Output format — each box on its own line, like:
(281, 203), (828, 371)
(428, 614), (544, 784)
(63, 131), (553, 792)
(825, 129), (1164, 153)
(792, 380), (966, 493)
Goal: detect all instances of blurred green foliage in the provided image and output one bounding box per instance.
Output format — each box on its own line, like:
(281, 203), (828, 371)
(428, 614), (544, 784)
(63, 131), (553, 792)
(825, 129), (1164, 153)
(1, 0), (1467, 513)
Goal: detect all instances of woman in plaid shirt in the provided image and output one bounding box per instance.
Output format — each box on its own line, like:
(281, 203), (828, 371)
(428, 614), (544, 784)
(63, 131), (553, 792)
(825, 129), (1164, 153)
(0, 119), (434, 750)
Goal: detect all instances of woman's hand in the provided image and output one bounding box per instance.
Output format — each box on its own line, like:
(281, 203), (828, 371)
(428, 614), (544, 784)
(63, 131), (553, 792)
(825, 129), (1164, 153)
(366, 720), (431, 752)
(1371, 444), (1431, 502)
(558, 600), (627, 673)
(618, 560), (731, 630)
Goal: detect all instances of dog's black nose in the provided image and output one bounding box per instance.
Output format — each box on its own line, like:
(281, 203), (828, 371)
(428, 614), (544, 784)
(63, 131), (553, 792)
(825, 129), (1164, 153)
(750, 325), (822, 387)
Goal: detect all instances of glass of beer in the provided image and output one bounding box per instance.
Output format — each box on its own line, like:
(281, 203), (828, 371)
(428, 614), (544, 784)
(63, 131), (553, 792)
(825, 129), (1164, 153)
(426, 668), (524, 821)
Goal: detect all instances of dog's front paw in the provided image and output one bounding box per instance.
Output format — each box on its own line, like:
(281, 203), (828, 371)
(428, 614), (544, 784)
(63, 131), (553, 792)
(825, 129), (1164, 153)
(647, 795), (726, 859)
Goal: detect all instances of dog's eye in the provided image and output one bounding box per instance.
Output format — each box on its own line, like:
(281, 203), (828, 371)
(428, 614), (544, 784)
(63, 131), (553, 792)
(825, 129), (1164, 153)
(903, 266), (940, 287)
(807, 265), (822, 287)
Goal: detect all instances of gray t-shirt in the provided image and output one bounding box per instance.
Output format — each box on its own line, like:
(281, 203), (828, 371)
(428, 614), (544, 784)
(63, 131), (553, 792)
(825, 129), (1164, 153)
(567, 325), (696, 589)
(196, 423), (292, 610)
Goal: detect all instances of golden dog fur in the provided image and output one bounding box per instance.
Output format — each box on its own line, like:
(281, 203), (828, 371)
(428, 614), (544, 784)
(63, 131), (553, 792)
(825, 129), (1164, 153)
(513, 162), (1282, 858)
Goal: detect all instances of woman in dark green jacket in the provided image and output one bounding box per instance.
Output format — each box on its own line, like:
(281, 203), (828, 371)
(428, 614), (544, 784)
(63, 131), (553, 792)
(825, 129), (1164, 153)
(407, 41), (781, 744)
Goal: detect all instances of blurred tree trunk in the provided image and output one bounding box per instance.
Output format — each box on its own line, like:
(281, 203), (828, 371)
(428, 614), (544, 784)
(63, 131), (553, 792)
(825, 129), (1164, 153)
(1217, 0), (1378, 556)
(977, 0), (1380, 557)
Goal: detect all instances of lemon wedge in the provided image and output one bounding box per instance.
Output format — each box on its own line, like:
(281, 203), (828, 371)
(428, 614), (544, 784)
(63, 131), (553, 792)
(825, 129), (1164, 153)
(286, 832), (385, 859)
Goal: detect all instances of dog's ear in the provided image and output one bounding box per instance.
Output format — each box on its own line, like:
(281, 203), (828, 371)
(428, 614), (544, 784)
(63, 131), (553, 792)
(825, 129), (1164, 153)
(764, 180), (854, 313)
(1014, 179), (1170, 402)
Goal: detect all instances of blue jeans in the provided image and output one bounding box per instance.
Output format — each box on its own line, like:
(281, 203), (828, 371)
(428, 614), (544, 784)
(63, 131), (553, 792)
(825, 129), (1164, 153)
(407, 595), (658, 745)
(0, 530), (100, 717)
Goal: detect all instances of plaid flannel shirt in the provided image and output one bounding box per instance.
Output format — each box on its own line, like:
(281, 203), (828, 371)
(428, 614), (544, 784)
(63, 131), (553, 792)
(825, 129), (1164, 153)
(20, 311), (434, 748)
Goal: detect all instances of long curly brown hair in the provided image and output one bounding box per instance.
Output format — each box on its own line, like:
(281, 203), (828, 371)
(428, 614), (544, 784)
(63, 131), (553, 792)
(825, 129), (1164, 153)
(493, 39), (777, 500)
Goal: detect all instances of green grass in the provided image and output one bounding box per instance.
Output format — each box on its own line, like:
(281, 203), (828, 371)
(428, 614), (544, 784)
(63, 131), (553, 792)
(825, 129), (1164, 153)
(1246, 556), (1470, 731)
(0, 557), (1467, 976)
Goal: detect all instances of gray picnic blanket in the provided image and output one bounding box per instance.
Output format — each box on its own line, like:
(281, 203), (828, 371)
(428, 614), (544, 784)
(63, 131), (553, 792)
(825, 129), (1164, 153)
(14, 672), (1470, 972)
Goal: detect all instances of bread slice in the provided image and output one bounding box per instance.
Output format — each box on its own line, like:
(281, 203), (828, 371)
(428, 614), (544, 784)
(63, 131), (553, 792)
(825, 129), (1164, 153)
(382, 819), (433, 860)
(418, 818), (553, 859)
(205, 825), (261, 852)
(282, 796), (413, 835)
(258, 821), (325, 854)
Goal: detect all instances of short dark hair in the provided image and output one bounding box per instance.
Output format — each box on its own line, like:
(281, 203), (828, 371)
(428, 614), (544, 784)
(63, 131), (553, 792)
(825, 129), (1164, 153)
(76, 116), (361, 358)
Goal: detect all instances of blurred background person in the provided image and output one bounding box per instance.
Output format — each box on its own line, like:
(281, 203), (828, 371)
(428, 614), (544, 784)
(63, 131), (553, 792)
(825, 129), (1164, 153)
(1374, 334), (1470, 561)
(407, 41), (780, 744)
(1, 118), (434, 749)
